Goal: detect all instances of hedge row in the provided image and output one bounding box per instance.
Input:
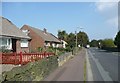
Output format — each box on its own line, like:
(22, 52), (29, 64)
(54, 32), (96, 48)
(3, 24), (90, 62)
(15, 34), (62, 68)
(1, 56), (58, 82)
(101, 47), (120, 52)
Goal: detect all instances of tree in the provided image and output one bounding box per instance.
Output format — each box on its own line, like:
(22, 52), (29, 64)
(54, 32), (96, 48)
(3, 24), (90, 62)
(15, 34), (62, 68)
(114, 31), (120, 49)
(77, 31), (89, 47)
(101, 39), (115, 48)
(64, 33), (76, 52)
(58, 30), (68, 41)
(66, 32), (76, 48)
(57, 30), (90, 49)
(90, 39), (98, 47)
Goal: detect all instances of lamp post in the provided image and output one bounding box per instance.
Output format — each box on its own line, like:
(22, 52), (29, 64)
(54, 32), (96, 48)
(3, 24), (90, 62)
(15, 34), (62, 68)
(75, 31), (77, 54)
(75, 27), (83, 54)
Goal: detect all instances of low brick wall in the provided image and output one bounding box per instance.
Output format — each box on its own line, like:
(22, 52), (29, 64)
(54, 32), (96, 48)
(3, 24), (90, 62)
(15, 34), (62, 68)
(58, 52), (74, 66)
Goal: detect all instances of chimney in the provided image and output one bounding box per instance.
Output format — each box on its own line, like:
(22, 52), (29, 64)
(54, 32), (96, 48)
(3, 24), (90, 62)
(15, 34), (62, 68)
(43, 28), (47, 33)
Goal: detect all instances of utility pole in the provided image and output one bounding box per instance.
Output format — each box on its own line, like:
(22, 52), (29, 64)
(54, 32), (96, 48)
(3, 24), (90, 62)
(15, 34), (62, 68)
(75, 27), (83, 55)
(75, 31), (77, 55)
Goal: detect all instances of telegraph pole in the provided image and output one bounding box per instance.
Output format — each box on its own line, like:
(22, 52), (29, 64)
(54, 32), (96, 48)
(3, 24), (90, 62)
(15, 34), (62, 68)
(75, 31), (77, 54)
(75, 27), (83, 55)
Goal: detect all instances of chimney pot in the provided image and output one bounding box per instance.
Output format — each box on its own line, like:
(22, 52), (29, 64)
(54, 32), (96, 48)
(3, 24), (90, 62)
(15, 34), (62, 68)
(44, 28), (47, 33)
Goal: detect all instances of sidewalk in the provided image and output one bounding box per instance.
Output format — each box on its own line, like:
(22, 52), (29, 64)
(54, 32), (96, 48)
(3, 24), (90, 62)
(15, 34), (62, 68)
(43, 48), (86, 81)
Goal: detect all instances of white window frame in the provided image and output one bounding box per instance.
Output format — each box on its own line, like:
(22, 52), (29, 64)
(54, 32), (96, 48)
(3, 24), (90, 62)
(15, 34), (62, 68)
(0, 38), (12, 49)
(44, 42), (50, 47)
(52, 43), (56, 48)
(22, 29), (29, 35)
(21, 39), (28, 48)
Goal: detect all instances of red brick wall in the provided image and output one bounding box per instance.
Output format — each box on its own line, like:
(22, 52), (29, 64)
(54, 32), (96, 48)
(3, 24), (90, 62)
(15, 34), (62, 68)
(21, 25), (45, 52)
(16, 39), (29, 53)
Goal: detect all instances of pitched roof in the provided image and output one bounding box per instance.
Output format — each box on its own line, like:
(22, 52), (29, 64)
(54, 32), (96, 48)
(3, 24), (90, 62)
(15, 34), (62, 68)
(1, 17), (30, 39)
(25, 25), (60, 43)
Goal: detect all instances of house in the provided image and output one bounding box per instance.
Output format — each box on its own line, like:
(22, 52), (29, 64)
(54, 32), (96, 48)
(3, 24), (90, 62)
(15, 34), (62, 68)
(0, 17), (31, 53)
(60, 40), (68, 48)
(56, 40), (68, 48)
(21, 25), (61, 52)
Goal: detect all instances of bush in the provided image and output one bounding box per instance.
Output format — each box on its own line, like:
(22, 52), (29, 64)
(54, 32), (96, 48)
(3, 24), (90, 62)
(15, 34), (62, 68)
(101, 47), (119, 52)
(101, 39), (115, 48)
(46, 46), (67, 56)
(0, 46), (11, 53)
(37, 47), (43, 52)
(1, 56), (58, 82)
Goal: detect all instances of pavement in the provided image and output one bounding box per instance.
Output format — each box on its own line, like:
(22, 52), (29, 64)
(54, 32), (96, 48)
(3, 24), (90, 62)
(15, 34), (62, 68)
(43, 48), (86, 81)
(1, 64), (19, 73)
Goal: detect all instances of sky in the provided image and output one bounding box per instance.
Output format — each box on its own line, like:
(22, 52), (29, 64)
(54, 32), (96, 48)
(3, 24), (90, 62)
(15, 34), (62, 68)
(2, 1), (119, 41)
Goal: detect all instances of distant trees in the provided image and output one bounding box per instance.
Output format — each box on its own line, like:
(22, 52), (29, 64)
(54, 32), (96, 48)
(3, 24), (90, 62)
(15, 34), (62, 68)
(101, 39), (115, 48)
(77, 31), (89, 47)
(57, 30), (89, 49)
(90, 39), (115, 48)
(90, 39), (98, 47)
(58, 30), (68, 41)
(66, 33), (76, 48)
(114, 31), (120, 49)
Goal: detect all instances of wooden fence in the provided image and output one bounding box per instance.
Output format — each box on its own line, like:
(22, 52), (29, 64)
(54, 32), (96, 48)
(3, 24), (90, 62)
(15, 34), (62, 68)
(0, 52), (55, 65)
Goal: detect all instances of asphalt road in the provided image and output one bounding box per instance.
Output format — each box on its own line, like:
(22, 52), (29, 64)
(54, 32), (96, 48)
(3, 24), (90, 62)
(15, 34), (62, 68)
(87, 47), (119, 81)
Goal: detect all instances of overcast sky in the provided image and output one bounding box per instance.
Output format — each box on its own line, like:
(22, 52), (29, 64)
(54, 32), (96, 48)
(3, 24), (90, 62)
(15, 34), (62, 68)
(2, 0), (119, 41)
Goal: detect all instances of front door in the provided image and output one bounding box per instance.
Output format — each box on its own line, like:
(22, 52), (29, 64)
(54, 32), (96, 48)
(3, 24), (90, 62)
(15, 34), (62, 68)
(12, 39), (17, 52)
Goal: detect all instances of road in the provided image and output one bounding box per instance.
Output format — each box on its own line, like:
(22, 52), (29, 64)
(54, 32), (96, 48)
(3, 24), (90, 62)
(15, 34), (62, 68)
(87, 47), (119, 82)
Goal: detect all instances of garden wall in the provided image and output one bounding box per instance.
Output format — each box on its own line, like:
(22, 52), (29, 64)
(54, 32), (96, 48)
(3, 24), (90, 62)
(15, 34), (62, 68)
(58, 52), (73, 66)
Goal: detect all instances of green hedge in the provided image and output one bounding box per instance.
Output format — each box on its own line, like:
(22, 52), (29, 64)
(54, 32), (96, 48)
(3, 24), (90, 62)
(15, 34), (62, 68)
(101, 47), (119, 52)
(1, 56), (58, 82)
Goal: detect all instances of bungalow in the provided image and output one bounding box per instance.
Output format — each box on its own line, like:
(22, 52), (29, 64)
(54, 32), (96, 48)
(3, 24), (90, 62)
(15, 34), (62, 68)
(60, 40), (68, 48)
(21, 25), (61, 52)
(0, 17), (31, 53)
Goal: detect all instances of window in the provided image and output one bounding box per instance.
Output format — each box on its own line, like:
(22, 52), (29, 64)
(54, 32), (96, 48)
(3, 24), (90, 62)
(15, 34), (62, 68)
(0, 38), (2, 47)
(0, 38), (12, 49)
(44, 42), (50, 47)
(52, 43), (55, 48)
(21, 39), (28, 47)
(8, 39), (11, 45)
(2, 38), (7, 45)
(22, 30), (29, 35)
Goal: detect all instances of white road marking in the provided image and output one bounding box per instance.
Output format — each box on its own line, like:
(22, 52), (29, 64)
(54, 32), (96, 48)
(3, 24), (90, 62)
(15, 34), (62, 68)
(86, 49), (93, 81)
(88, 50), (113, 81)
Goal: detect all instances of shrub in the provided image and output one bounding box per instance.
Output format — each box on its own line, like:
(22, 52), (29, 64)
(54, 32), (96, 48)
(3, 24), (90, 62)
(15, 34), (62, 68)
(37, 47), (43, 52)
(101, 39), (115, 48)
(0, 46), (11, 53)
(1, 56), (58, 82)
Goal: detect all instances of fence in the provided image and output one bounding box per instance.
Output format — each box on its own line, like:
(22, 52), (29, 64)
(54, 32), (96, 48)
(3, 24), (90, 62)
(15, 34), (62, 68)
(0, 52), (55, 65)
